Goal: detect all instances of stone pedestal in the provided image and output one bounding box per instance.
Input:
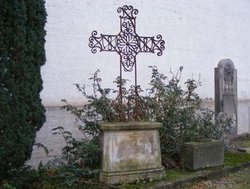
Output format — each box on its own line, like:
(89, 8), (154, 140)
(215, 59), (237, 135)
(100, 122), (165, 184)
(181, 139), (224, 170)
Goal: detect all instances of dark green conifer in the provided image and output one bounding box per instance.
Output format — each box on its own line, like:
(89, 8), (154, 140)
(0, 0), (46, 176)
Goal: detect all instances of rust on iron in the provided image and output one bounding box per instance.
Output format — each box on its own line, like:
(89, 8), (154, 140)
(89, 5), (165, 121)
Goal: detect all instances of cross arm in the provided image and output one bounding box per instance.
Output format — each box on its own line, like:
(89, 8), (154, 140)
(138, 35), (165, 56)
(89, 31), (117, 53)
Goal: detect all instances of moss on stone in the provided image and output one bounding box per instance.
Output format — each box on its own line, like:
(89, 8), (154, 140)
(100, 121), (162, 131)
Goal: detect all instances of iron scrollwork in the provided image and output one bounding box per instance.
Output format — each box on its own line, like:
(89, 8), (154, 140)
(89, 5), (165, 71)
(88, 5), (166, 121)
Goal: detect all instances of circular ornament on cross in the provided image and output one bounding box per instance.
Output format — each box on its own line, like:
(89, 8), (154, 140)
(116, 32), (140, 56)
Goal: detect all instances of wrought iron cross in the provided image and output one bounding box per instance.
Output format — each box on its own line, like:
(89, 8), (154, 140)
(89, 5), (165, 121)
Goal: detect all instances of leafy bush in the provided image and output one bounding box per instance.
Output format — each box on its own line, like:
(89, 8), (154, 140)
(57, 66), (232, 172)
(0, 165), (41, 189)
(50, 70), (110, 186)
(0, 0), (46, 176)
(145, 66), (233, 161)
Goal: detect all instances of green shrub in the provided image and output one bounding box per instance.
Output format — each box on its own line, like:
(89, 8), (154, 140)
(52, 126), (101, 170)
(52, 70), (109, 186)
(0, 0), (46, 176)
(59, 67), (232, 170)
(146, 66), (233, 161)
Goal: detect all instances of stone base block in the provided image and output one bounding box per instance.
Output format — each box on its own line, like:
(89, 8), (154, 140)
(181, 139), (224, 170)
(100, 166), (165, 184)
(100, 122), (165, 184)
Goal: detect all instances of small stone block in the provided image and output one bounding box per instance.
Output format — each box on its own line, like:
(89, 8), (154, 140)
(181, 140), (224, 170)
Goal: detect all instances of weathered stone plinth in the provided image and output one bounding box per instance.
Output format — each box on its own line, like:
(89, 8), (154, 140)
(100, 122), (165, 184)
(215, 59), (237, 135)
(181, 139), (224, 170)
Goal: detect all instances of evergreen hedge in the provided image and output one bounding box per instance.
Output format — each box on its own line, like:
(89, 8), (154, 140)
(0, 0), (46, 176)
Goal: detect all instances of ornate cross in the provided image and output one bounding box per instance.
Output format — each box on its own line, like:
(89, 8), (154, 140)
(89, 5), (165, 121)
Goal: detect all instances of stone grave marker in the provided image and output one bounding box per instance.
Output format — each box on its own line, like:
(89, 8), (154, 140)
(215, 59), (237, 135)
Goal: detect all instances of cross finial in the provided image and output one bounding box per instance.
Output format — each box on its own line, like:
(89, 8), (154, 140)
(117, 5), (138, 18)
(89, 5), (165, 72)
(88, 5), (166, 121)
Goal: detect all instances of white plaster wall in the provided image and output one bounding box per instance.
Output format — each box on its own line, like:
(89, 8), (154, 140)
(41, 0), (250, 106)
(238, 100), (250, 134)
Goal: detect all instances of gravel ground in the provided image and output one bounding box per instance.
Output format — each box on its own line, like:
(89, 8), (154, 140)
(182, 167), (250, 189)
